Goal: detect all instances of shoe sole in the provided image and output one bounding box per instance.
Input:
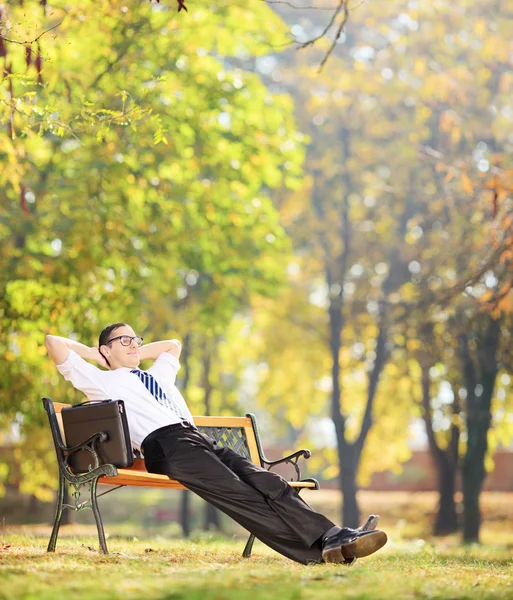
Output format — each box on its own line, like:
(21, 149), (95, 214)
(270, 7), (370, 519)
(322, 530), (387, 564)
(342, 530), (387, 559)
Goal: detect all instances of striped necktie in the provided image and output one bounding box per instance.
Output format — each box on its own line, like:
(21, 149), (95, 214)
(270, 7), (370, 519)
(130, 369), (186, 420)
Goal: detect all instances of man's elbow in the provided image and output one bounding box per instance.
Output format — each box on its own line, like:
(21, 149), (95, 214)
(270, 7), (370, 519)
(44, 335), (68, 364)
(45, 335), (56, 350)
(168, 339), (182, 358)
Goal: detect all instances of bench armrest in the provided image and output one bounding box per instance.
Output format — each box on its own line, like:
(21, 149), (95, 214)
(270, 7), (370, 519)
(61, 432), (109, 474)
(59, 432), (109, 455)
(261, 448), (312, 481)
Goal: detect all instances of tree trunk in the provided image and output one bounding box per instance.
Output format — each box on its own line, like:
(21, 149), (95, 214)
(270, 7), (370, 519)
(315, 146), (390, 529)
(328, 260), (388, 529)
(460, 318), (500, 543)
(462, 460), (483, 542)
(312, 164), (352, 529)
(434, 460), (459, 535)
(420, 361), (459, 535)
(329, 295), (351, 526)
(339, 446), (360, 527)
(462, 397), (492, 543)
(180, 491), (191, 538)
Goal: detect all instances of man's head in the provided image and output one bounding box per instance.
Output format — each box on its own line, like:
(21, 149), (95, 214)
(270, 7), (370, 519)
(98, 323), (142, 370)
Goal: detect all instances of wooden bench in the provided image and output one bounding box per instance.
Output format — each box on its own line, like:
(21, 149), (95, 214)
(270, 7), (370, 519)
(43, 397), (320, 555)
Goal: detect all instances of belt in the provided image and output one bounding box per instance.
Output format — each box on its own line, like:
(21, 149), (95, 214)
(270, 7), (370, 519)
(141, 420), (197, 454)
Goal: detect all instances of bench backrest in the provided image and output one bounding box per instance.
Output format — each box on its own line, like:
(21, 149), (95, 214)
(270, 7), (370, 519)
(44, 399), (263, 466)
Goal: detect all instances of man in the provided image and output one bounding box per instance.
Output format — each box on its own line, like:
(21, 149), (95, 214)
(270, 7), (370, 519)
(45, 322), (387, 565)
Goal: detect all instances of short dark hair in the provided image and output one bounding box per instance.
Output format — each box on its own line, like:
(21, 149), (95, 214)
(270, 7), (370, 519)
(98, 323), (127, 367)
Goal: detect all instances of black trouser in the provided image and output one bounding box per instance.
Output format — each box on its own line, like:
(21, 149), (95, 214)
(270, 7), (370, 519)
(141, 423), (335, 564)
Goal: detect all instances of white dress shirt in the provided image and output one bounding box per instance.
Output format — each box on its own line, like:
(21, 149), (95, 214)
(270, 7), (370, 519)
(56, 350), (194, 450)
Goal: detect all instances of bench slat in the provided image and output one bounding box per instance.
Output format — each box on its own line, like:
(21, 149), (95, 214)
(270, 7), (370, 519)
(98, 470), (318, 489)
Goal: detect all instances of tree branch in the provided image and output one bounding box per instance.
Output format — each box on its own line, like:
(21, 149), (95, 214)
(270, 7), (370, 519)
(0, 21), (63, 46)
(296, 0), (350, 71)
(262, 0), (341, 10)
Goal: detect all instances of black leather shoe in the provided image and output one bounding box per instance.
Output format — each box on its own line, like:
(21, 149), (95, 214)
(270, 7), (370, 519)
(321, 527), (387, 564)
(342, 514), (381, 565)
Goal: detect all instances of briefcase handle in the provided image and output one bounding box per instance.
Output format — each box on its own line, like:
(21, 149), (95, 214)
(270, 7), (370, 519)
(73, 400), (114, 408)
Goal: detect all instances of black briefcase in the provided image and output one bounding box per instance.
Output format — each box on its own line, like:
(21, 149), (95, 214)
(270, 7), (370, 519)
(61, 400), (134, 473)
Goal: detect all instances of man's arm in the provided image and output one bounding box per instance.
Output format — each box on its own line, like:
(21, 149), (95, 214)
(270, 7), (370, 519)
(139, 339), (182, 361)
(45, 335), (107, 368)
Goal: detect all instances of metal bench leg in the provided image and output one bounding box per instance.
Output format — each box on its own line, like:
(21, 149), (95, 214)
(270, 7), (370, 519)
(90, 478), (109, 554)
(243, 533), (256, 558)
(48, 473), (65, 552)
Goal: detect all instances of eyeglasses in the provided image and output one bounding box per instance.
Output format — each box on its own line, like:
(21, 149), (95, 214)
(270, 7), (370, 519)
(106, 335), (144, 347)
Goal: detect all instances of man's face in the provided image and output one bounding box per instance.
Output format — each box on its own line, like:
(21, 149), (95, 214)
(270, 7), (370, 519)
(101, 324), (141, 370)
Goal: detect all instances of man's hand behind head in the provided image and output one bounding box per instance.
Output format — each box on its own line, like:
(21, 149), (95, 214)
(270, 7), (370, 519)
(92, 347), (110, 369)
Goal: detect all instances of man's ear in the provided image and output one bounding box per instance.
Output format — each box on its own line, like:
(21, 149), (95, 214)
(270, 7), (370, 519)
(99, 346), (111, 366)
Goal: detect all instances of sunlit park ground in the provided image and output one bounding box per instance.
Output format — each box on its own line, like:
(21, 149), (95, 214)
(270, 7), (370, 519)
(1, 491), (512, 600)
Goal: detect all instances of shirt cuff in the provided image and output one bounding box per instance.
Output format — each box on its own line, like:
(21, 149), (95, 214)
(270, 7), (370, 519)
(157, 351), (181, 371)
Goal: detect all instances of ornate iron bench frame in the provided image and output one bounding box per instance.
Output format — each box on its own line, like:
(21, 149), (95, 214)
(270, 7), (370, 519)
(43, 397), (320, 556)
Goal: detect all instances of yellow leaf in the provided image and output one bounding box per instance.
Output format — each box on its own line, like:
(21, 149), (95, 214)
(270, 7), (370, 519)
(406, 339), (421, 351)
(461, 172), (474, 195)
(450, 126), (462, 145)
(474, 19), (487, 38)
(414, 58), (426, 76)
(444, 169), (455, 183)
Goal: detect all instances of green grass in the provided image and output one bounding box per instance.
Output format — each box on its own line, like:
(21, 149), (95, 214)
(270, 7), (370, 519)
(1, 491), (512, 599)
(0, 530), (512, 600)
